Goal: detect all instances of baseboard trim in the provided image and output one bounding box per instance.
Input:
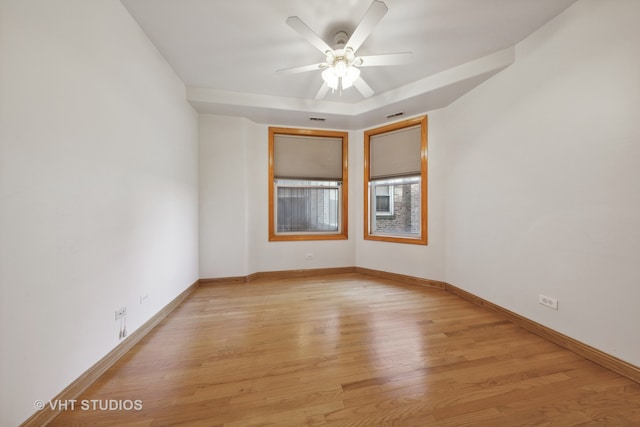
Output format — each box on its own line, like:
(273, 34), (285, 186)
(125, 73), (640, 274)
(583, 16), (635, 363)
(200, 267), (445, 290)
(199, 276), (248, 284)
(199, 267), (357, 285)
(355, 266), (446, 289)
(21, 279), (200, 427)
(445, 282), (640, 384)
(252, 266), (356, 280)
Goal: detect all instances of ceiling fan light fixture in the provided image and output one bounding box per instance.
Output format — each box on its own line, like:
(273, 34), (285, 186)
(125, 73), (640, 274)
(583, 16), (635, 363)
(334, 60), (348, 77)
(325, 51), (336, 64)
(345, 48), (356, 63)
(322, 59), (360, 90)
(341, 66), (360, 89)
(322, 67), (339, 90)
(346, 65), (360, 82)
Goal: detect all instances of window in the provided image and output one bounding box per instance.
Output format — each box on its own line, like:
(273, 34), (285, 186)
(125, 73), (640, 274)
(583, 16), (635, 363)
(374, 185), (394, 216)
(364, 116), (427, 245)
(269, 127), (348, 241)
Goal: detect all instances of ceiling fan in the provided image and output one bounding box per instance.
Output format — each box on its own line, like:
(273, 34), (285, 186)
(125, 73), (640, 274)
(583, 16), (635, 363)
(279, 0), (412, 100)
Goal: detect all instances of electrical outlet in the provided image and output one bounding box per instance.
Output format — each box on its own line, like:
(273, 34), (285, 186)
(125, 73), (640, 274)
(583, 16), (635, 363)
(139, 293), (149, 304)
(115, 306), (127, 320)
(305, 254), (313, 260)
(539, 295), (558, 310)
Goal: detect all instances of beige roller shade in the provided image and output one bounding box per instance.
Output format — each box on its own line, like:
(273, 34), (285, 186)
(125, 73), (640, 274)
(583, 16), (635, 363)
(274, 134), (343, 180)
(370, 124), (421, 179)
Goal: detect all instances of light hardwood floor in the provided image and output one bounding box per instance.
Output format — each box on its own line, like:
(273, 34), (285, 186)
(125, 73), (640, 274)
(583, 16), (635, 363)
(50, 273), (640, 426)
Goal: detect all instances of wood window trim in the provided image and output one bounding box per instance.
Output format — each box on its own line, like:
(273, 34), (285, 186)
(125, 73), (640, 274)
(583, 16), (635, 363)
(269, 126), (349, 242)
(363, 116), (428, 245)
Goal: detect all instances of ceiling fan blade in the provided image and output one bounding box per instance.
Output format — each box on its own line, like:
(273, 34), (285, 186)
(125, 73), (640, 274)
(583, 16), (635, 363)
(354, 77), (375, 98)
(277, 62), (326, 74)
(346, 0), (388, 53)
(356, 52), (413, 67)
(315, 82), (329, 100)
(286, 16), (333, 54)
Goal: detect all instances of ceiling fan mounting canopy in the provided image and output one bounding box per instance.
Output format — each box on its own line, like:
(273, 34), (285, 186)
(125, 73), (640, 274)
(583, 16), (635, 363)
(332, 31), (349, 47)
(279, 0), (412, 100)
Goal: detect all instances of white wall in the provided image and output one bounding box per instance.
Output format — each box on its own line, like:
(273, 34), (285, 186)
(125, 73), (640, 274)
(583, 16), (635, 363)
(0, 1), (199, 425)
(444, 0), (640, 366)
(354, 111), (447, 281)
(199, 115), (249, 278)
(198, 118), (356, 277)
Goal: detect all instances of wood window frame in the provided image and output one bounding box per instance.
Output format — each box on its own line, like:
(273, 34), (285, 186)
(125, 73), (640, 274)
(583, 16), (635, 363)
(269, 126), (349, 242)
(364, 116), (428, 245)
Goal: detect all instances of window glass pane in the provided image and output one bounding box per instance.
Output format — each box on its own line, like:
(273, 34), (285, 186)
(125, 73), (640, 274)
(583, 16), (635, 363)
(276, 179), (340, 233)
(376, 194), (390, 212)
(370, 176), (420, 236)
(374, 185), (392, 214)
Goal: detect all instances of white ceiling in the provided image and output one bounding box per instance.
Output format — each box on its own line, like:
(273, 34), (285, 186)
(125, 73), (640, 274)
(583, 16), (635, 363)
(121, 0), (577, 129)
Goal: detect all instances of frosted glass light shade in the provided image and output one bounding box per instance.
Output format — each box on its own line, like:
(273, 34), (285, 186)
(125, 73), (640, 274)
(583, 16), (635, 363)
(322, 68), (339, 90)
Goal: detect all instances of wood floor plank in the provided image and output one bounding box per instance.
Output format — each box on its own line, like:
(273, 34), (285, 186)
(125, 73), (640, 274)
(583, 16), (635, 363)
(49, 273), (640, 426)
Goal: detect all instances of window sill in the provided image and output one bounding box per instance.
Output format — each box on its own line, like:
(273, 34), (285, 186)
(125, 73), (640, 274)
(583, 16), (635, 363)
(364, 233), (427, 245)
